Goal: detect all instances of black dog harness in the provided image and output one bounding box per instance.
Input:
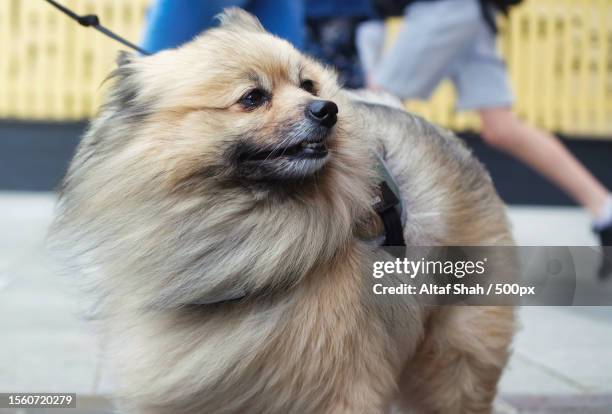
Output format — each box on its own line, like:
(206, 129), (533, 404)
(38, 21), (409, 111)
(372, 156), (406, 246)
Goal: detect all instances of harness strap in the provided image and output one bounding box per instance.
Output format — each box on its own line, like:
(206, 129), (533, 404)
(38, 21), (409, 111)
(374, 182), (406, 246)
(372, 156), (406, 246)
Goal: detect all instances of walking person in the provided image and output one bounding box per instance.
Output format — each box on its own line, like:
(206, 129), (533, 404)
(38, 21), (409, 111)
(357, 0), (612, 277)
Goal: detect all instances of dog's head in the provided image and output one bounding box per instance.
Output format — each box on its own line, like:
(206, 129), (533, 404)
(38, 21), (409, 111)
(206, 11), (341, 182)
(52, 9), (377, 308)
(109, 8), (353, 187)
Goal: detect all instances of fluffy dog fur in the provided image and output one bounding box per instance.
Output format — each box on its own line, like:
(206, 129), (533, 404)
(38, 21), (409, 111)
(50, 9), (515, 414)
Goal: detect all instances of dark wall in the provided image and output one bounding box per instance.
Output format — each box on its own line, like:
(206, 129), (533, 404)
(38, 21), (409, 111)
(1, 121), (611, 206)
(458, 132), (612, 206)
(0, 121), (84, 192)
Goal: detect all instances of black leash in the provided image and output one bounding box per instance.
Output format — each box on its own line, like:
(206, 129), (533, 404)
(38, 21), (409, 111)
(43, 0), (151, 55)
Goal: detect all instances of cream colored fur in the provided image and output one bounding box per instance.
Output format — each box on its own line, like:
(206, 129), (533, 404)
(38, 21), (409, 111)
(50, 9), (515, 414)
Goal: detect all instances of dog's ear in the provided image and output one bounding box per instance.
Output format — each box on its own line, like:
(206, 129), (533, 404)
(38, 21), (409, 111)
(116, 51), (134, 67)
(108, 51), (141, 108)
(216, 7), (265, 33)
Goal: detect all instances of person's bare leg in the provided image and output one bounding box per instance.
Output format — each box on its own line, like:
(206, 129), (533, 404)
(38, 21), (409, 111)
(479, 107), (609, 218)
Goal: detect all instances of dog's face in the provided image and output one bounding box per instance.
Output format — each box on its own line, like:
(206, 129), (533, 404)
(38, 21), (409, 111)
(210, 32), (340, 182)
(104, 9), (347, 190)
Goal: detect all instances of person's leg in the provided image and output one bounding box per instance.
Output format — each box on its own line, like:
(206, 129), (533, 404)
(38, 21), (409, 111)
(479, 108), (612, 278)
(479, 108), (611, 219)
(140, 0), (305, 53)
(141, 0), (248, 53)
(247, 0), (305, 49)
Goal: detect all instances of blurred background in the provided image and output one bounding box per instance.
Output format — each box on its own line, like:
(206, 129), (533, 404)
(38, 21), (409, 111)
(0, 1), (611, 413)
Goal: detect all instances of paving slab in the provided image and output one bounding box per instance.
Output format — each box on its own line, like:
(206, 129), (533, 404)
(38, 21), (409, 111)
(506, 206), (597, 246)
(506, 307), (612, 393)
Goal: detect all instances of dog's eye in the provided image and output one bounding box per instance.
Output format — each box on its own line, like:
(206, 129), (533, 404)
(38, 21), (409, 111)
(300, 79), (317, 95)
(239, 88), (269, 109)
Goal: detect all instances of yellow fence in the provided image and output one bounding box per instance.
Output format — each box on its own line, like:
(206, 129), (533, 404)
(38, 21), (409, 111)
(1, 0), (611, 137)
(0, 0), (148, 120)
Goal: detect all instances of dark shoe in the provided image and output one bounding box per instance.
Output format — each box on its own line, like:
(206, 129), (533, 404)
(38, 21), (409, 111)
(595, 224), (612, 279)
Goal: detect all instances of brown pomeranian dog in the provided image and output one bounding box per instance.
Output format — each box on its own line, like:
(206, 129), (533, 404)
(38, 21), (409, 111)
(50, 8), (515, 414)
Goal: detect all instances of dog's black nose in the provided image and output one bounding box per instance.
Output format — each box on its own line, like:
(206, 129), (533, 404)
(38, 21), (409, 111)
(306, 100), (338, 128)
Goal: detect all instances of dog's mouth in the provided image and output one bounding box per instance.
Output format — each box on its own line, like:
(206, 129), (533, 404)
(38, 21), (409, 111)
(238, 137), (328, 162)
(233, 135), (331, 180)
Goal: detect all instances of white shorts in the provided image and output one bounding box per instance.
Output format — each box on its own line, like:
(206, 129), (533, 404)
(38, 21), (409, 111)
(359, 0), (514, 111)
